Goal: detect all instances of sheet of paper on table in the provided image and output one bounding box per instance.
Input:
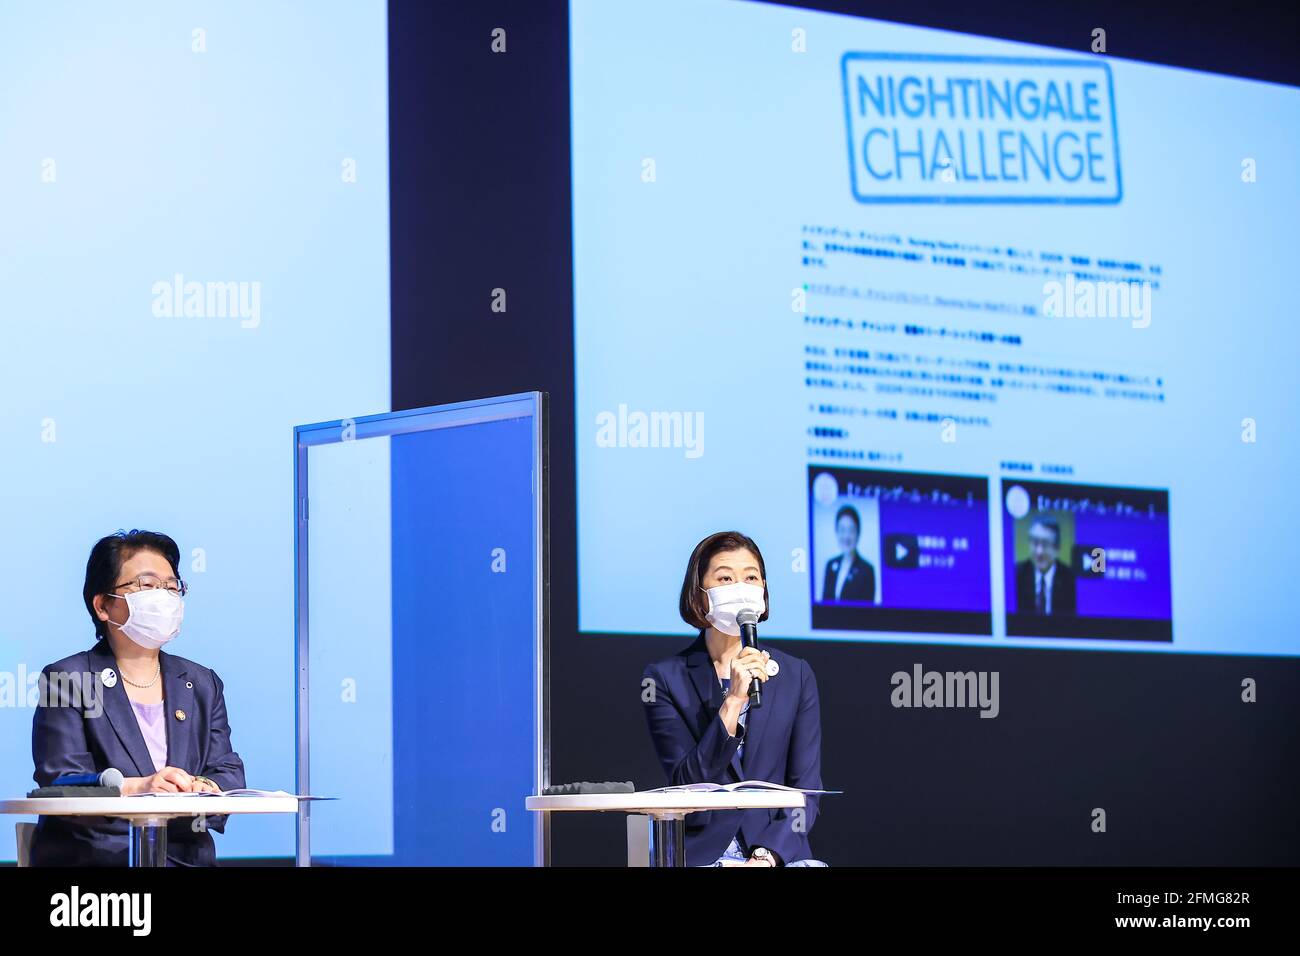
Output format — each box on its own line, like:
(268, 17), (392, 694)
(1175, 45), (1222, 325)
(642, 781), (836, 794)
(126, 788), (333, 800)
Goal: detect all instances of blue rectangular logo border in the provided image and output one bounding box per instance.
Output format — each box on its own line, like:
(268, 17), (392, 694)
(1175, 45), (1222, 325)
(840, 52), (1123, 205)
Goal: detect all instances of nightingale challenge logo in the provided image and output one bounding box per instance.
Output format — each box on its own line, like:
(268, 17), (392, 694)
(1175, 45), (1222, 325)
(841, 53), (1121, 204)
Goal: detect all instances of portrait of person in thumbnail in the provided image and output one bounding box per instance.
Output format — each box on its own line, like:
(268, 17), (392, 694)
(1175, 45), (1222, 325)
(821, 504), (877, 604)
(1015, 515), (1077, 617)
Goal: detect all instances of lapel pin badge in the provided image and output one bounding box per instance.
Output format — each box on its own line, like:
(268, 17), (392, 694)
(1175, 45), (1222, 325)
(765, 659), (780, 677)
(185, 681), (193, 689)
(100, 668), (117, 688)
(175, 709), (187, 722)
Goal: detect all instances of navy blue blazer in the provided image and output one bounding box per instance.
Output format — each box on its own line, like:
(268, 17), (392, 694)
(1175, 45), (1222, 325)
(30, 640), (246, 866)
(822, 551), (875, 603)
(642, 636), (823, 866)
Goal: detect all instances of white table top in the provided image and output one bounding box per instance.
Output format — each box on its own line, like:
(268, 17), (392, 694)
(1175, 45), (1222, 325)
(526, 791), (805, 815)
(0, 795), (300, 821)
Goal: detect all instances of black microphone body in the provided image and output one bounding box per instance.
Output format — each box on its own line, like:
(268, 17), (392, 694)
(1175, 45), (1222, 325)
(736, 608), (762, 708)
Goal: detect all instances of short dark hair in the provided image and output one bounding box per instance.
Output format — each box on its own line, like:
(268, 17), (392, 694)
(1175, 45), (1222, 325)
(1028, 516), (1061, 547)
(835, 504), (861, 534)
(678, 531), (770, 632)
(83, 530), (182, 640)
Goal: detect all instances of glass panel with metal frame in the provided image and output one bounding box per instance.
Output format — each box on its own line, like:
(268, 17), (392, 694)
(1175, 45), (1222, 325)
(293, 393), (548, 866)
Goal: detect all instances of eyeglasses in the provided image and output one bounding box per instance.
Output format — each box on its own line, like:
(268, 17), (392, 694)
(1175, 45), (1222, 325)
(112, 573), (188, 597)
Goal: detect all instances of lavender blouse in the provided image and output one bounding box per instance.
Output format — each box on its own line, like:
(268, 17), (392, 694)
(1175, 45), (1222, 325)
(130, 700), (168, 774)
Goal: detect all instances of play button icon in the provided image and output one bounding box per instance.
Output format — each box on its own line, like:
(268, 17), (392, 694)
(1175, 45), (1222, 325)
(884, 533), (919, 569)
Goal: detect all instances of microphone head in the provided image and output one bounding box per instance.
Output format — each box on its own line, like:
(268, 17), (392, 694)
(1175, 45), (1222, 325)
(736, 608), (760, 627)
(100, 768), (124, 789)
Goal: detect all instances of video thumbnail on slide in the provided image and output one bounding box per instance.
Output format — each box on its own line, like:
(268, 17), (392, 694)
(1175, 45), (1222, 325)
(809, 467), (991, 635)
(1002, 479), (1173, 641)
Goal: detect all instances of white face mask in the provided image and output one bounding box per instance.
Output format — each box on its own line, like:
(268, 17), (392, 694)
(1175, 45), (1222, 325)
(702, 582), (766, 637)
(106, 589), (184, 650)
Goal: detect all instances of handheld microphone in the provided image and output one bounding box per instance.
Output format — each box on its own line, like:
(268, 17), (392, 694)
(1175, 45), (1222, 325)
(736, 608), (762, 709)
(53, 768), (124, 789)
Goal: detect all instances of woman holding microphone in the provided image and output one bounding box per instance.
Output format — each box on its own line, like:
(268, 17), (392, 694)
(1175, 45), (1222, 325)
(642, 531), (825, 866)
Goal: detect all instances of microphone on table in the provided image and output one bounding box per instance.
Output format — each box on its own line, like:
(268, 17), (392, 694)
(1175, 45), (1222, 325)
(53, 768), (124, 789)
(736, 608), (762, 709)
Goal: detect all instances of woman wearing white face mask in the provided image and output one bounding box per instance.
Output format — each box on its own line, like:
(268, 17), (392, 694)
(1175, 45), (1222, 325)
(29, 530), (246, 866)
(641, 531), (826, 867)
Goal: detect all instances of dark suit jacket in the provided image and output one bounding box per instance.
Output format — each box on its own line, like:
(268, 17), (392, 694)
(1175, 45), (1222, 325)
(641, 636), (823, 866)
(30, 640), (246, 866)
(1015, 559), (1077, 616)
(822, 551), (876, 603)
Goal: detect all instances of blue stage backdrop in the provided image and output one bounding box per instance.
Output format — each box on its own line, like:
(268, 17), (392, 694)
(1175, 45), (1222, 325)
(0, 0), (390, 861)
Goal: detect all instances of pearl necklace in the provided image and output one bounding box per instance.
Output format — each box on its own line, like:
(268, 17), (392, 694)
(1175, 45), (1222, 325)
(119, 661), (161, 689)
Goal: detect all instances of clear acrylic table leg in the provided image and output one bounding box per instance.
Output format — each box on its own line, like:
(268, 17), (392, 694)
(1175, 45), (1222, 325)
(647, 813), (685, 867)
(129, 817), (168, 867)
